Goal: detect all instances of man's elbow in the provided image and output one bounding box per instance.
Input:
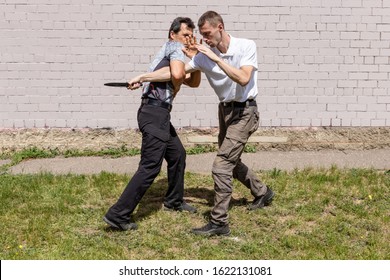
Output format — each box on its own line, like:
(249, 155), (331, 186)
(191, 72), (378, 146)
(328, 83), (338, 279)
(171, 70), (186, 83)
(236, 67), (254, 86)
(186, 79), (200, 88)
(171, 76), (185, 89)
(238, 77), (250, 87)
(191, 79), (201, 87)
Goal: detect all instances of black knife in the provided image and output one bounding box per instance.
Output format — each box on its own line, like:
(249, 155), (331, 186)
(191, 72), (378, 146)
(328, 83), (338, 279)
(104, 82), (130, 87)
(104, 82), (143, 88)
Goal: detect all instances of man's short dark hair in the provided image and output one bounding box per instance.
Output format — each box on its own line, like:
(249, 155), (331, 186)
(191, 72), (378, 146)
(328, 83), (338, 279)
(168, 17), (195, 38)
(198, 10), (224, 28)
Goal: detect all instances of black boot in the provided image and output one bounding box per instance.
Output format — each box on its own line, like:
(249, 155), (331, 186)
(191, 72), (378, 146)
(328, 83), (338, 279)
(191, 222), (230, 236)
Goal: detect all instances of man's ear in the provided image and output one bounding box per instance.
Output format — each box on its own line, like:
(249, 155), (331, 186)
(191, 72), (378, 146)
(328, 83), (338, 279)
(169, 31), (175, 40)
(218, 23), (224, 31)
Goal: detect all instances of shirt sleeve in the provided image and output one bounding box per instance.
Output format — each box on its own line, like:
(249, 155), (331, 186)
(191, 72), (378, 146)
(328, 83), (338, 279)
(167, 41), (185, 62)
(188, 53), (202, 70)
(240, 40), (258, 70)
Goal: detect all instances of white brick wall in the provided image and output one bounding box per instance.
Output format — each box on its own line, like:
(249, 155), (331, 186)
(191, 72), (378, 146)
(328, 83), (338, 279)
(1, 0), (389, 129)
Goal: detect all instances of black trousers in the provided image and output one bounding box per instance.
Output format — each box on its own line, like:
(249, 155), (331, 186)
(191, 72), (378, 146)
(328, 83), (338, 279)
(105, 103), (186, 224)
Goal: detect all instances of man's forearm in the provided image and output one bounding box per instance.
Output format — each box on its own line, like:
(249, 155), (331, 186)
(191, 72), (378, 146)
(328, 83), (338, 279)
(138, 67), (171, 83)
(195, 44), (252, 86)
(184, 70), (201, 88)
(140, 64), (196, 83)
(215, 59), (252, 86)
(128, 64), (198, 91)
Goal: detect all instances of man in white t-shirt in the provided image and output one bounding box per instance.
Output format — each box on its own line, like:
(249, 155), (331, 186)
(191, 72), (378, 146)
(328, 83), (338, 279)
(129, 11), (274, 236)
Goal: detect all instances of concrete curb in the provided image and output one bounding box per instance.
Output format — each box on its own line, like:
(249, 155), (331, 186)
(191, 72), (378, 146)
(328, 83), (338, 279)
(6, 149), (390, 175)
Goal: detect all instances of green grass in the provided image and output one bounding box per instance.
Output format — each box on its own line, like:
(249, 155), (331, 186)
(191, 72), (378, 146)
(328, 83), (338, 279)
(1, 168), (389, 260)
(1, 145), (218, 164)
(0, 146), (142, 162)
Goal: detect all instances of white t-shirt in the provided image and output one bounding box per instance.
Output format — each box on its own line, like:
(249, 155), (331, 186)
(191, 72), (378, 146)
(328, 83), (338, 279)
(188, 35), (258, 102)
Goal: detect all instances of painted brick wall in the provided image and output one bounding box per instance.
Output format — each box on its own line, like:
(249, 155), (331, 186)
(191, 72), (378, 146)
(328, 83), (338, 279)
(1, 0), (389, 129)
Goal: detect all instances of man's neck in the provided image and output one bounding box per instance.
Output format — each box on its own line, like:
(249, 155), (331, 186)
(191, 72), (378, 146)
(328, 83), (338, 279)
(217, 32), (230, 54)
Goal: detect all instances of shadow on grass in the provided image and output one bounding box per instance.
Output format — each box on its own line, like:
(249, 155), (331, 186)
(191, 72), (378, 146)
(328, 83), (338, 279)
(104, 177), (252, 229)
(133, 178), (215, 220)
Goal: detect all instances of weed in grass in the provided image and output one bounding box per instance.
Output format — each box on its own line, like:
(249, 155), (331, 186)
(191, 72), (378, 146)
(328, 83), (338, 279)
(244, 144), (257, 153)
(1, 145), (218, 167)
(10, 147), (59, 164)
(270, 168), (283, 178)
(63, 146), (141, 158)
(186, 144), (217, 155)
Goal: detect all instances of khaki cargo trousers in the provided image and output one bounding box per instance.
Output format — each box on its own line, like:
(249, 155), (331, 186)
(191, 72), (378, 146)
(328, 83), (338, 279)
(211, 101), (268, 225)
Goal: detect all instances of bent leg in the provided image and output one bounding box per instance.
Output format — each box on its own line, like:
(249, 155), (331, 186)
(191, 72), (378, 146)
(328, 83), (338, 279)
(105, 132), (166, 224)
(211, 137), (245, 225)
(233, 160), (267, 197)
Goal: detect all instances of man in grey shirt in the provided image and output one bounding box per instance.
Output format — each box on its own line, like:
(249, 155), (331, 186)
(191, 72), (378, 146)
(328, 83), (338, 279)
(103, 17), (200, 231)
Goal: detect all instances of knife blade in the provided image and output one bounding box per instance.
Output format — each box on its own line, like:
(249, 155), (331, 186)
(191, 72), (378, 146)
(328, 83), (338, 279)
(104, 82), (130, 87)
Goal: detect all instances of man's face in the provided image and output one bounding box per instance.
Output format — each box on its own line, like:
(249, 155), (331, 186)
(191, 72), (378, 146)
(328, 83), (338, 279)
(171, 23), (194, 44)
(199, 21), (222, 48)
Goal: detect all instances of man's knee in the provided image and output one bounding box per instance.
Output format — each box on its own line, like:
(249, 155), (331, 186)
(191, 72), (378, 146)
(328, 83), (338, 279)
(212, 168), (233, 193)
(233, 161), (249, 179)
(168, 145), (186, 164)
(212, 162), (229, 177)
(175, 146), (186, 163)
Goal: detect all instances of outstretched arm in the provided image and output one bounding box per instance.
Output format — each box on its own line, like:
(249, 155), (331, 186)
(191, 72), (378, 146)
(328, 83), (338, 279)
(128, 63), (198, 90)
(127, 67), (171, 90)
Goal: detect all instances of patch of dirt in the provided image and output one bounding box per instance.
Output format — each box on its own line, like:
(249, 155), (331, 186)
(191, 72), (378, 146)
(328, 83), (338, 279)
(1, 127), (390, 153)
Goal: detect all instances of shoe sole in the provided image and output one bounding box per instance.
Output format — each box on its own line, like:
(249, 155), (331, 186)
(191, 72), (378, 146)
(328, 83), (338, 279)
(103, 216), (120, 229)
(216, 230), (231, 236)
(163, 205), (197, 214)
(248, 189), (275, 210)
(191, 229), (231, 236)
(163, 206), (176, 212)
(264, 191), (275, 206)
(103, 216), (137, 231)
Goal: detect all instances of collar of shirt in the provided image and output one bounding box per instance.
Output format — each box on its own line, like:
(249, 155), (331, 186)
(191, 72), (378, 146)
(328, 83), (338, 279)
(212, 34), (236, 58)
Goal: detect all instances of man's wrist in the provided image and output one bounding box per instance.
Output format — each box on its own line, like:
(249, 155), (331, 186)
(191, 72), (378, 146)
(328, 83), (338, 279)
(215, 57), (223, 64)
(186, 50), (198, 59)
(138, 74), (146, 83)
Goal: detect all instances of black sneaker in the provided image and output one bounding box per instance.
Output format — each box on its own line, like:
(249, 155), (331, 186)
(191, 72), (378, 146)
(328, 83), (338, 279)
(191, 222), (231, 236)
(248, 186), (275, 210)
(103, 216), (137, 231)
(163, 201), (197, 213)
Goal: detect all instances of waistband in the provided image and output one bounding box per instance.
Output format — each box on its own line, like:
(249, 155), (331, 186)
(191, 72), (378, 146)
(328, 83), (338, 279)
(221, 99), (257, 108)
(141, 98), (172, 111)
